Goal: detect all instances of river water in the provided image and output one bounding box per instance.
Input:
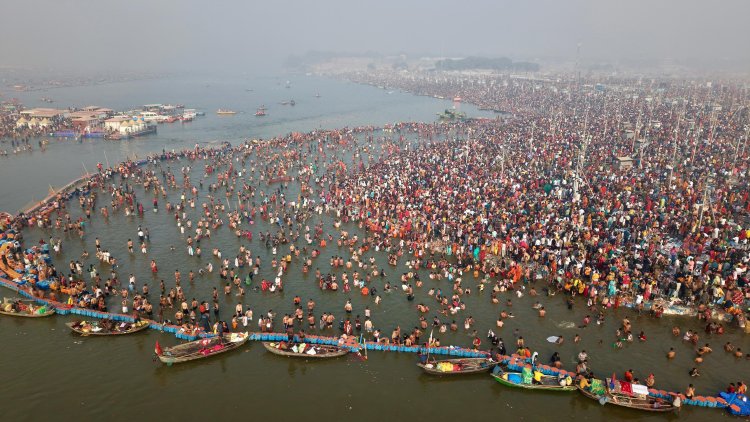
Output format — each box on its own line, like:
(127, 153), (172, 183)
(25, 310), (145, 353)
(1, 75), (747, 421)
(2, 74), (490, 212)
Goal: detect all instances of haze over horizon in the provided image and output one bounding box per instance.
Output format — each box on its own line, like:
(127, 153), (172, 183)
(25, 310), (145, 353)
(1, 0), (749, 74)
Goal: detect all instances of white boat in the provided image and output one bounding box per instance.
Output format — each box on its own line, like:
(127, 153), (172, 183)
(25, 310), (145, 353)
(139, 111), (161, 122)
(182, 109), (197, 120)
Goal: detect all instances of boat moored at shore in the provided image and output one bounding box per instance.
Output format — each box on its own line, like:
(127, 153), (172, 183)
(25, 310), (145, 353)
(156, 332), (249, 364)
(262, 341), (349, 358)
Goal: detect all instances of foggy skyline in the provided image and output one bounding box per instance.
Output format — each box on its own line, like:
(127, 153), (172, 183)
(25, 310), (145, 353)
(2, 0), (749, 73)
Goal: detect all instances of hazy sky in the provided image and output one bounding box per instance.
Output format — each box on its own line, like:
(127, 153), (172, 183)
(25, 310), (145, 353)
(1, 0), (748, 72)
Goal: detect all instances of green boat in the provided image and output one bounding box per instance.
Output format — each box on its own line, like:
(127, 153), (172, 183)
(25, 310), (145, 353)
(491, 365), (576, 392)
(437, 109), (467, 121)
(0, 298), (55, 318)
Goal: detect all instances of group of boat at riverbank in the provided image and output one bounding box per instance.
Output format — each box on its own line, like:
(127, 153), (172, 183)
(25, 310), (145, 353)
(2, 293), (748, 416)
(417, 354), (681, 412)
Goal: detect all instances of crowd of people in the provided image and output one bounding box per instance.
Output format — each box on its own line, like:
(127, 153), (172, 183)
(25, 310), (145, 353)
(0, 100), (75, 156)
(1, 71), (748, 400)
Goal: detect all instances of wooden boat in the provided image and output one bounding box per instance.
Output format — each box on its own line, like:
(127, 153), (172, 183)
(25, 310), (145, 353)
(216, 109), (237, 115)
(66, 319), (150, 336)
(417, 357), (495, 375)
(578, 378), (677, 412)
(491, 365), (576, 392)
(0, 298), (55, 317)
(156, 332), (248, 364)
(262, 341), (349, 359)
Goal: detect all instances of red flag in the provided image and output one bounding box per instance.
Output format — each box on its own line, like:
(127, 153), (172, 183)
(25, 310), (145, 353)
(154, 341), (163, 356)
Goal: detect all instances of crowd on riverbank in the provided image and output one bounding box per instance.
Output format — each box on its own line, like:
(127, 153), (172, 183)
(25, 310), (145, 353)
(1, 72), (748, 402)
(0, 100), (68, 156)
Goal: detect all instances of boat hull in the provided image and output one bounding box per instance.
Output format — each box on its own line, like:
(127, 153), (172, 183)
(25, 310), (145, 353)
(578, 385), (677, 413)
(158, 333), (248, 364)
(417, 358), (495, 375)
(0, 308), (55, 317)
(0, 298), (55, 318)
(491, 372), (576, 392)
(262, 341), (348, 359)
(66, 320), (150, 336)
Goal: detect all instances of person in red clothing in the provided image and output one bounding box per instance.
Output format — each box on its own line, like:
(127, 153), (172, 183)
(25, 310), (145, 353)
(472, 336), (481, 350)
(624, 369), (634, 382)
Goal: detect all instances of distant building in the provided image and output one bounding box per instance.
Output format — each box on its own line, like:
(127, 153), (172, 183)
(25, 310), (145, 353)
(19, 108), (67, 119)
(104, 116), (149, 135)
(68, 108), (111, 121)
(71, 116), (101, 131)
(68, 108), (113, 132)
